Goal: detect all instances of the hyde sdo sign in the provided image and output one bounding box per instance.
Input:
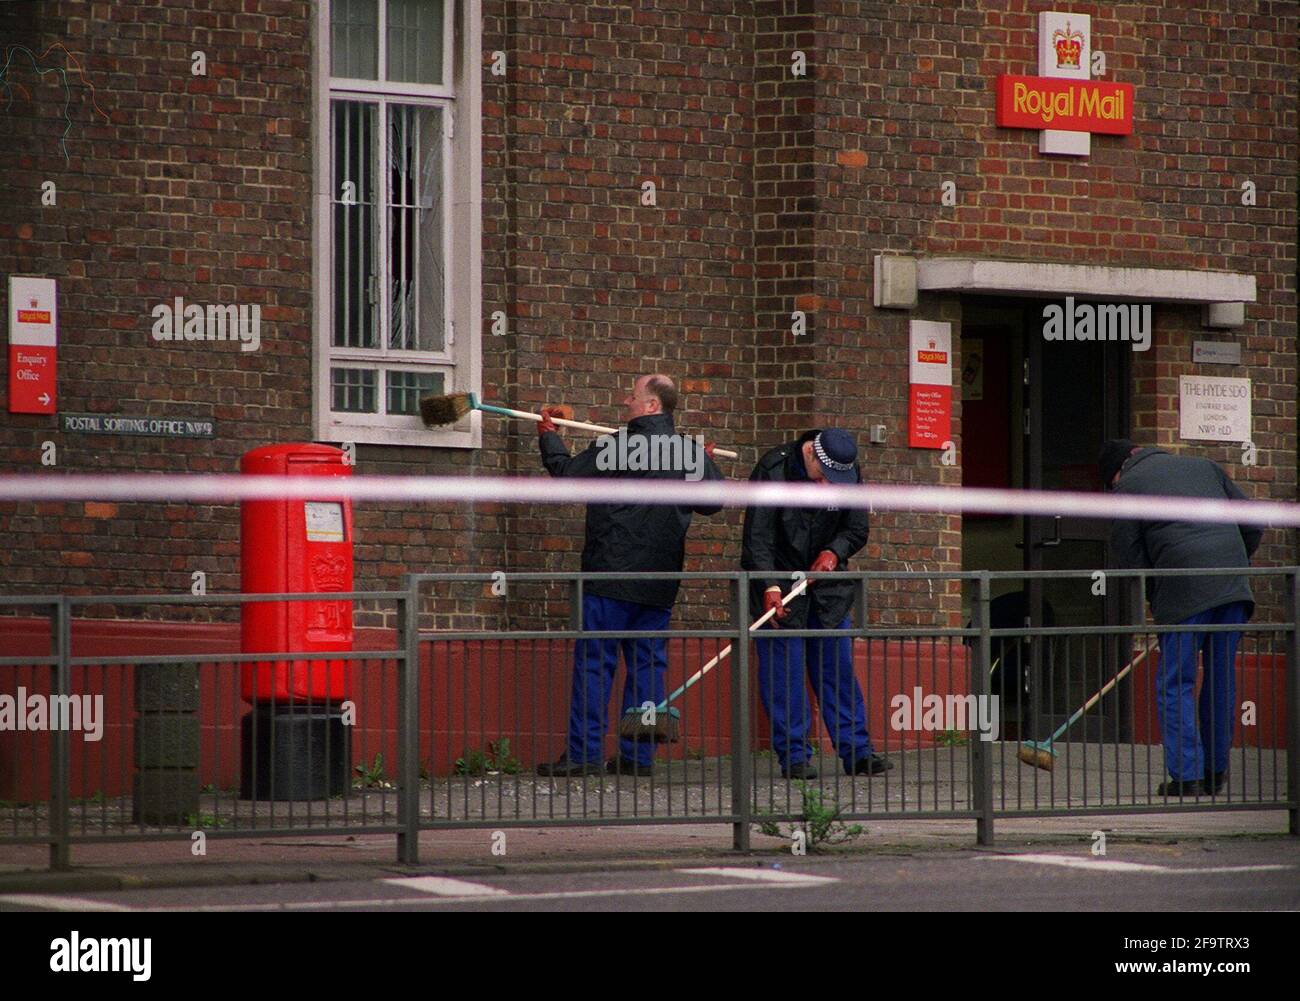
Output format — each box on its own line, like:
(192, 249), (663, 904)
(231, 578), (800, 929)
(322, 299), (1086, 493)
(995, 12), (1134, 156)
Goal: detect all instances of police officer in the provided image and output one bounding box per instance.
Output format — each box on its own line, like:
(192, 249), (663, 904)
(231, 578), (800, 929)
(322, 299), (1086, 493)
(742, 428), (891, 779)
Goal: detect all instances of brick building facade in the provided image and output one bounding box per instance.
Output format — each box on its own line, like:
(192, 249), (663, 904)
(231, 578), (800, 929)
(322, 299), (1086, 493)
(1, 1), (1296, 637)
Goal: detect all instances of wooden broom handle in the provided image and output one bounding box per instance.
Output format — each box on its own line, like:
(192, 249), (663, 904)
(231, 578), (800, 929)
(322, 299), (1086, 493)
(1077, 644), (1153, 716)
(660, 576), (812, 706)
(498, 404), (739, 460)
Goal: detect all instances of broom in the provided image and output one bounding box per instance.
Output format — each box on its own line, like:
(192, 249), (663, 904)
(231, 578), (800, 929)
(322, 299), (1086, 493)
(420, 391), (739, 460)
(618, 576), (812, 743)
(1017, 643), (1154, 771)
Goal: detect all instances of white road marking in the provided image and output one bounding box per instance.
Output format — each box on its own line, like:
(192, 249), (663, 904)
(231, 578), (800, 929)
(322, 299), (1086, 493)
(149, 869), (840, 911)
(381, 876), (508, 897)
(2, 868), (841, 914)
(0, 894), (132, 912)
(152, 884), (816, 910)
(680, 867), (838, 885)
(979, 853), (1292, 875)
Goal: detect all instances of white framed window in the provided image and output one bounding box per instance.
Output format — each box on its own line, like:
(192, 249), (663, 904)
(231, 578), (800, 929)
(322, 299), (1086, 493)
(313, 0), (481, 447)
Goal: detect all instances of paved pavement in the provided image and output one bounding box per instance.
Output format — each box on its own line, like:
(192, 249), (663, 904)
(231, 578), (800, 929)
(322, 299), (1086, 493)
(6, 744), (1283, 829)
(0, 807), (1295, 899)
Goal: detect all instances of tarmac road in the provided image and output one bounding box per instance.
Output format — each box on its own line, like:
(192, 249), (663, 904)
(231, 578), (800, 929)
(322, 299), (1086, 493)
(2, 838), (1296, 912)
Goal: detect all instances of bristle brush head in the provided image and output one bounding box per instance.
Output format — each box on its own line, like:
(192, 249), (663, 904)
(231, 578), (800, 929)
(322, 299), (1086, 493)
(419, 392), (473, 427)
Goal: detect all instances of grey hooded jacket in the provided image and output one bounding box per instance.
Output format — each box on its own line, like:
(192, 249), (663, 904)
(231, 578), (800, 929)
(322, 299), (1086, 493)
(1108, 447), (1262, 625)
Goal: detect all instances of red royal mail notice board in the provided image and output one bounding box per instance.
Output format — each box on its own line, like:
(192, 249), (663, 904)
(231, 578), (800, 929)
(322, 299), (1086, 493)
(908, 320), (953, 449)
(8, 276), (57, 414)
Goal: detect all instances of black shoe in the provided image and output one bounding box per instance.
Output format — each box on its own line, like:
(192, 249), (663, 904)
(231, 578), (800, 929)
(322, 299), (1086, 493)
(848, 754), (895, 776)
(1204, 770), (1227, 794)
(782, 761), (819, 780)
(535, 756), (605, 777)
(1156, 778), (1205, 796)
(606, 756), (654, 777)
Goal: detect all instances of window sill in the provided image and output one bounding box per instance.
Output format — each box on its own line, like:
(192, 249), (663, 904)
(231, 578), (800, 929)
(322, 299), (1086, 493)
(315, 414), (481, 449)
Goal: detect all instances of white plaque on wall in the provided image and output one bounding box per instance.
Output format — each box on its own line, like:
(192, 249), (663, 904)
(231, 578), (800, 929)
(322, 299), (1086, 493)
(1178, 375), (1251, 442)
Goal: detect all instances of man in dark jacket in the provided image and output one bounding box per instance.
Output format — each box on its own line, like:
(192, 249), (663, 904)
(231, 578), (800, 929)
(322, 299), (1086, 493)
(535, 374), (723, 777)
(1102, 440), (1263, 797)
(742, 428), (890, 779)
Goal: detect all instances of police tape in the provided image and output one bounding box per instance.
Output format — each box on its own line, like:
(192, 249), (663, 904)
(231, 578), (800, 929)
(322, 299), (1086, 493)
(0, 474), (1295, 528)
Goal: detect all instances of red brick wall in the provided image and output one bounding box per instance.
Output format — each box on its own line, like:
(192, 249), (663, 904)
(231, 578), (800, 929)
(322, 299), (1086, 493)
(753, 0), (815, 444)
(481, 0), (756, 629)
(813, 0), (1296, 623)
(1, 1), (1295, 633)
(0, 1), (515, 629)
(0, 0), (316, 617)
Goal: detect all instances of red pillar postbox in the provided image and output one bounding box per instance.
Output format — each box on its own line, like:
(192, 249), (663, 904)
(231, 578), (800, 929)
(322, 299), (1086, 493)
(240, 443), (355, 701)
(239, 443), (354, 799)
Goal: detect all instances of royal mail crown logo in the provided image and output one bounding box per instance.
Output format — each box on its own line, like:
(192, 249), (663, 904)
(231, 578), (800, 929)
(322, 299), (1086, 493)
(310, 553), (349, 592)
(30, 299), (38, 309)
(1052, 22), (1084, 68)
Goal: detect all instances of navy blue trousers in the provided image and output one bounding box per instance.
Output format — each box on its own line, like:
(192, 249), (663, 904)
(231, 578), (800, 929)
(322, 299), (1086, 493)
(1156, 601), (1249, 782)
(755, 605), (875, 771)
(566, 594), (670, 767)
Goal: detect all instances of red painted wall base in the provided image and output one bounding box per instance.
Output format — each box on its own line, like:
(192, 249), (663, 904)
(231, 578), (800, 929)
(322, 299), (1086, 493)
(1, 617), (1156, 799)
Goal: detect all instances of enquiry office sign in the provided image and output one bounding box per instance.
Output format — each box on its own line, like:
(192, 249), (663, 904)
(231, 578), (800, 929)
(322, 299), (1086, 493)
(1179, 376), (1251, 443)
(908, 320), (953, 449)
(8, 275), (57, 414)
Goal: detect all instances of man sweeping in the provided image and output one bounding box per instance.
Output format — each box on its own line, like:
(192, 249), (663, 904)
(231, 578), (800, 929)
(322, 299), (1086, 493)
(1102, 439), (1263, 797)
(535, 374), (724, 777)
(742, 428), (891, 779)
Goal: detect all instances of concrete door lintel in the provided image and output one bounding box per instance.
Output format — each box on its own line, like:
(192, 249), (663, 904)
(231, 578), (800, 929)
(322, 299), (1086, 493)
(911, 257), (1256, 308)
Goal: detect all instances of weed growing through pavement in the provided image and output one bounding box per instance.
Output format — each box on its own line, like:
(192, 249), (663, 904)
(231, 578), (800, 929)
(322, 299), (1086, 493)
(757, 781), (865, 851)
(353, 752), (393, 789)
(454, 738), (522, 776)
(185, 811), (229, 828)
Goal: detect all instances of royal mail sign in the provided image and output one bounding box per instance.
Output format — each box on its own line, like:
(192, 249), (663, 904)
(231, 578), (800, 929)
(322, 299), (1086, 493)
(995, 76), (1133, 134)
(908, 320), (953, 450)
(994, 12), (1133, 156)
(8, 275), (57, 415)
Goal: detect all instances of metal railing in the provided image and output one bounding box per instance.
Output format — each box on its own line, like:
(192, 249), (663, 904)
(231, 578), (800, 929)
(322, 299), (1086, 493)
(0, 591), (410, 869)
(0, 568), (1295, 870)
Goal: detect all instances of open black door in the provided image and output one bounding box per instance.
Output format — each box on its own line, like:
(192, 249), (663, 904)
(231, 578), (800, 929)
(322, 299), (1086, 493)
(1024, 299), (1131, 741)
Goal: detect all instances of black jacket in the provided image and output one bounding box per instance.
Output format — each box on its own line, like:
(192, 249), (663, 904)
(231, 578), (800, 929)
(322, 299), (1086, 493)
(1109, 447), (1262, 625)
(741, 431), (870, 629)
(539, 411), (723, 609)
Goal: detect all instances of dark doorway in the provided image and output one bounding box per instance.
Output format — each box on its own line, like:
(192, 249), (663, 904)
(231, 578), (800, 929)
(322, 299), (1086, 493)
(960, 297), (1131, 740)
